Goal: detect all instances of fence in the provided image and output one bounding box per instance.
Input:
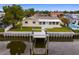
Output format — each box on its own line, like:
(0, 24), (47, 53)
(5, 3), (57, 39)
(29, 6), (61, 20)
(4, 24), (13, 32)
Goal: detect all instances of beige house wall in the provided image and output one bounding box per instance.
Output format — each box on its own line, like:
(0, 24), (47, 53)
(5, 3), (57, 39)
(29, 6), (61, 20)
(22, 17), (62, 28)
(22, 20), (40, 27)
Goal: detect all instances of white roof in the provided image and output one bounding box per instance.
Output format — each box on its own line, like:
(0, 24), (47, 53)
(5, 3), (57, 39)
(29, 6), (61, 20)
(65, 14), (79, 20)
(71, 14), (79, 19)
(38, 19), (61, 22)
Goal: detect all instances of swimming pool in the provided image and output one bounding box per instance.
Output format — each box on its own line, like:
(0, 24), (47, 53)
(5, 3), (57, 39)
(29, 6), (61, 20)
(69, 23), (79, 30)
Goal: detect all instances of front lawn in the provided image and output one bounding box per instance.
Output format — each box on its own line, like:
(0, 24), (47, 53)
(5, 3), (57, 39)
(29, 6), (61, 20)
(47, 27), (72, 32)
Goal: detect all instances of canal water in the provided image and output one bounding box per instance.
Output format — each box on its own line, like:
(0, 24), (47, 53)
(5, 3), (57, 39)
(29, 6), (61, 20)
(0, 39), (79, 55)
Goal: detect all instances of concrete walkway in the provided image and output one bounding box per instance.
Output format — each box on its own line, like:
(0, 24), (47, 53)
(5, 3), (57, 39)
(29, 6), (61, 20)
(33, 27), (46, 38)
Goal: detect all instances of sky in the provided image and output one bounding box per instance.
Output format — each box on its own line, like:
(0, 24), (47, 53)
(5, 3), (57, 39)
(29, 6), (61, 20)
(0, 4), (79, 11)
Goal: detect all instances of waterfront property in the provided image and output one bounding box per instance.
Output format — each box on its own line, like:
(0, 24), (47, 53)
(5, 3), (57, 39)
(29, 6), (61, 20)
(1, 4), (79, 55)
(0, 12), (77, 55)
(0, 14), (74, 54)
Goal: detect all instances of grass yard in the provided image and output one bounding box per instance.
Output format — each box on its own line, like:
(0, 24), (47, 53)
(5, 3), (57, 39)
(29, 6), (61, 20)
(72, 30), (79, 33)
(47, 27), (72, 32)
(0, 28), (4, 32)
(33, 29), (41, 32)
(9, 26), (41, 32)
(32, 27), (41, 32)
(9, 27), (32, 32)
(33, 27), (41, 29)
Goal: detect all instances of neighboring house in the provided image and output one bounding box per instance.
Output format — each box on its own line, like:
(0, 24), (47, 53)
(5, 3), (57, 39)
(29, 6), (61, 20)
(0, 12), (5, 28)
(65, 14), (79, 30)
(50, 12), (64, 17)
(22, 14), (63, 29)
(0, 12), (5, 20)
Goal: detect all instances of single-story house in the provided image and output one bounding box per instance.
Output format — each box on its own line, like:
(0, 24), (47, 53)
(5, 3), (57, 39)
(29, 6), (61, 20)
(22, 14), (63, 29)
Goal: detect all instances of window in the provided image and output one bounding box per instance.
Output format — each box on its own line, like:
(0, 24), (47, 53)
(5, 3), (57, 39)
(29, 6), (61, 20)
(43, 22), (45, 25)
(49, 22), (51, 25)
(52, 22), (55, 25)
(33, 21), (36, 24)
(56, 22), (59, 25)
(78, 21), (79, 25)
(25, 21), (28, 24)
(72, 21), (76, 24)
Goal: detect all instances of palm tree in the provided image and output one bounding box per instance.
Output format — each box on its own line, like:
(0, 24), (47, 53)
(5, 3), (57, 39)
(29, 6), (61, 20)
(7, 41), (26, 55)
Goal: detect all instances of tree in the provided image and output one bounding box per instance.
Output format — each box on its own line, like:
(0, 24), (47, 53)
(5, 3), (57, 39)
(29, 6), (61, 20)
(40, 10), (49, 14)
(3, 6), (9, 13)
(2, 4), (24, 28)
(35, 10), (40, 13)
(24, 8), (35, 17)
(61, 18), (70, 26)
(74, 10), (79, 14)
(29, 8), (35, 16)
(63, 10), (69, 14)
(70, 11), (74, 14)
(7, 41), (26, 55)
